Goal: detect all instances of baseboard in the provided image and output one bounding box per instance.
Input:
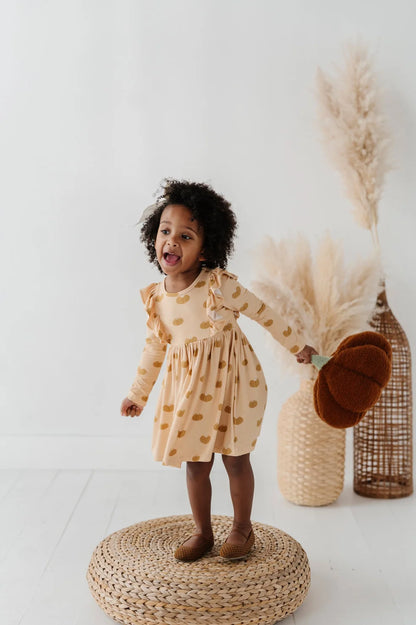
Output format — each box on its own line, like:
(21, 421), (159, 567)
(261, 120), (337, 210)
(0, 435), (169, 471)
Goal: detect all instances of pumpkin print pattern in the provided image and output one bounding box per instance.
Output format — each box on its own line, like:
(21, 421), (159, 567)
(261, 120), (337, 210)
(127, 267), (306, 468)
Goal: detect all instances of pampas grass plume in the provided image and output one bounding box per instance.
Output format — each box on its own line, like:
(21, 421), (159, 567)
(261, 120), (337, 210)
(315, 40), (394, 248)
(251, 232), (383, 379)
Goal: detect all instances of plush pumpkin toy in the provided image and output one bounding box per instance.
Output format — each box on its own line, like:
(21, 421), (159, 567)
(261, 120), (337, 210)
(311, 331), (392, 429)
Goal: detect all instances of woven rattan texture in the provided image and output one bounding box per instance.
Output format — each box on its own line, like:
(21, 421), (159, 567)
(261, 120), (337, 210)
(354, 289), (413, 498)
(86, 514), (311, 625)
(278, 379), (346, 506)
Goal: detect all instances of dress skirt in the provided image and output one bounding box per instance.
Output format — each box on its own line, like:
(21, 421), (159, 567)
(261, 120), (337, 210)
(152, 326), (268, 468)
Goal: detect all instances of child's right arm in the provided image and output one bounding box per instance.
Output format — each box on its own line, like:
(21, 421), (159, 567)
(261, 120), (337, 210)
(120, 325), (167, 417)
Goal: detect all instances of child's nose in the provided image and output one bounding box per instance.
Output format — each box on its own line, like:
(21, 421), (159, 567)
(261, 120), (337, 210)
(168, 234), (179, 246)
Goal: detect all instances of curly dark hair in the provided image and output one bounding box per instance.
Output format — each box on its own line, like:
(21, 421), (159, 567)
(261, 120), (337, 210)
(139, 178), (238, 273)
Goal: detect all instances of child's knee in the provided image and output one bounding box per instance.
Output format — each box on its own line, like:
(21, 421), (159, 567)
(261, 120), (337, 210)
(222, 452), (250, 473)
(186, 454), (214, 478)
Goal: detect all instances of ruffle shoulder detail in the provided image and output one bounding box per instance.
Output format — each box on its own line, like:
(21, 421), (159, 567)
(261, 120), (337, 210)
(208, 266), (238, 286)
(140, 282), (169, 344)
(140, 282), (158, 307)
(206, 267), (239, 333)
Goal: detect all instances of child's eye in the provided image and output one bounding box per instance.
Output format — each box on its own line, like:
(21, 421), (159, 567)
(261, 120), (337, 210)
(182, 234), (191, 240)
(160, 229), (169, 235)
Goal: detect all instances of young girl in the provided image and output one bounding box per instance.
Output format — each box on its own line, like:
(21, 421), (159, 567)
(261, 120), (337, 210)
(120, 178), (317, 562)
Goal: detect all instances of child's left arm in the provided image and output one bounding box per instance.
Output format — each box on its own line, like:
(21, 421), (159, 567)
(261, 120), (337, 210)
(221, 275), (312, 358)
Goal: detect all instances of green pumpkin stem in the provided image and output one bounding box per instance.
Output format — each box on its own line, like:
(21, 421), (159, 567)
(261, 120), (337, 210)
(311, 354), (331, 370)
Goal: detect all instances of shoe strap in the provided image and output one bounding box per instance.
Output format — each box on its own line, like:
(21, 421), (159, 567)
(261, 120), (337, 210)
(190, 533), (213, 541)
(229, 527), (252, 540)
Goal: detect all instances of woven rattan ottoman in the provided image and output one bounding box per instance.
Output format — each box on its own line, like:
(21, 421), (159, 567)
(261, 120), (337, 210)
(86, 514), (311, 625)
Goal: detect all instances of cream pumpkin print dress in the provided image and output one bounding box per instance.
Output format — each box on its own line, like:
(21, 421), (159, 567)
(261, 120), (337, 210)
(127, 267), (305, 468)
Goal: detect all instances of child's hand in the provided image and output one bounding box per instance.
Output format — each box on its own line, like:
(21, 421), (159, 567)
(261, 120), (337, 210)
(294, 345), (318, 364)
(120, 397), (143, 418)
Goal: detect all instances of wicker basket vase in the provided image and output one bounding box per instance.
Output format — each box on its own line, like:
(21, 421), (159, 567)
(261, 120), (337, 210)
(354, 287), (413, 498)
(277, 379), (346, 506)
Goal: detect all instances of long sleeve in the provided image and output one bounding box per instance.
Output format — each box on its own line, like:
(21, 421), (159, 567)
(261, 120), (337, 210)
(220, 273), (306, 354)
(127, 325), (167, 408)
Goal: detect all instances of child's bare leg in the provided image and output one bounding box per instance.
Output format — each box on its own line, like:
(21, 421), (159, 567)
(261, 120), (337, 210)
(182, 453), (215, 548)
(222, 452), (254, 544)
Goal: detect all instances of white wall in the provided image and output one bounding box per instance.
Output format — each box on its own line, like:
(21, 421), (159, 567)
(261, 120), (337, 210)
(1, 0), (415, 472)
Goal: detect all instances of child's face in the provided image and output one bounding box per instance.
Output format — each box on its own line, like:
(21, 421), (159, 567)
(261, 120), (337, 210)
(155, 204), (206, 277)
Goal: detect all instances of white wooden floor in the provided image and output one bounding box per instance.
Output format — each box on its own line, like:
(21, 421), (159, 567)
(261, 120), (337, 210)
(0, 465), (415, 625)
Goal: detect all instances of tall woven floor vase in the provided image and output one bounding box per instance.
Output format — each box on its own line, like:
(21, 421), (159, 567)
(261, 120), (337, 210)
(277, 379), (346, 506)
(353, 287), (413, 498)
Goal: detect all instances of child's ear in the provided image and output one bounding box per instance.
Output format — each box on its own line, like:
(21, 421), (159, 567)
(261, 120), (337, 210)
(199, 250), (207, 261)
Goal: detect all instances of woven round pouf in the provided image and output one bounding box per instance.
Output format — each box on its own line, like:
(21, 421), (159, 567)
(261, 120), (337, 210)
(86, 514), (311, 625)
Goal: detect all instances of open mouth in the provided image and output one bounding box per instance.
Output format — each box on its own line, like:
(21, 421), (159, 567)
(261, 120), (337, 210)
(163, 252), (181, 266)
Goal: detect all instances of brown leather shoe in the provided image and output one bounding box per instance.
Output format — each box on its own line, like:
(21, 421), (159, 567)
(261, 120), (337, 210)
(174, 533), (215, 562)
(219, 528), (255, 560)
